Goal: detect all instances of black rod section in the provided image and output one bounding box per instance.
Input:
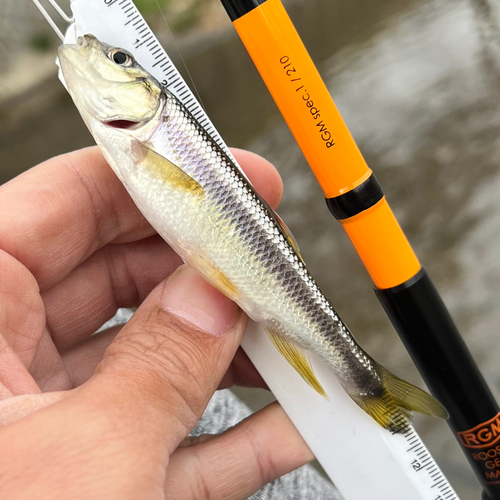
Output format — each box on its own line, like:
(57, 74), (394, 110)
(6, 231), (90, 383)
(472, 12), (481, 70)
(220, 0), (500, 496)
(376, 268), (500, 498)
(220, 0), (267, 21)
(326, 173), (384, 220)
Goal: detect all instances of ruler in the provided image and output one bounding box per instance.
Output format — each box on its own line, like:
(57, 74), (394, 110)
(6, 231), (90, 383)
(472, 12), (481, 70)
(34, 1), (460, 498)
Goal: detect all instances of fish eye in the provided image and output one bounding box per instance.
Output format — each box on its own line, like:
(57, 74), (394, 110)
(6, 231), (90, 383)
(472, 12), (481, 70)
(108, 49), (134, 67)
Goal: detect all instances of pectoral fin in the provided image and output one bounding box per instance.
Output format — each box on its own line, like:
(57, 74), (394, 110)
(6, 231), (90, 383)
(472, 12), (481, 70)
(266, 327), (327, 398)
(132, 141), (204, 196)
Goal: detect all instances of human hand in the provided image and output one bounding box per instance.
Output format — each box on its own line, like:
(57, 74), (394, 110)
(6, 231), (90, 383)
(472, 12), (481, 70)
(0, 147), (313, 499)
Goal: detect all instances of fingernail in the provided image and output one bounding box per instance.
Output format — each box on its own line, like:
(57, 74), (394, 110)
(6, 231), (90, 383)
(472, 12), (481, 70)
(160, 265), (240, 337)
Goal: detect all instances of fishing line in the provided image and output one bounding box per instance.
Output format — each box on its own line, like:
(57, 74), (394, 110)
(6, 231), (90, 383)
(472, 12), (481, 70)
(31, 1), (461, 497)
(153, 0), (207, 112)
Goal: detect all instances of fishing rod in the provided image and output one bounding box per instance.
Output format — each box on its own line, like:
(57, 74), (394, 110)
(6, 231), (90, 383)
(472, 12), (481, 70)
(32, 1), (458, 498)
(218, 0), (500, 498)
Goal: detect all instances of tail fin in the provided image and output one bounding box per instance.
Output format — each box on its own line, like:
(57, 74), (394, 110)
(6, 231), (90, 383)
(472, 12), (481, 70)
(352, 363), (448, 432)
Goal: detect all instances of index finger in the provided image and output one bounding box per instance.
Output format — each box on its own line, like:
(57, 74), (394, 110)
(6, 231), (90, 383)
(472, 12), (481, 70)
(0, 146), (283, 292)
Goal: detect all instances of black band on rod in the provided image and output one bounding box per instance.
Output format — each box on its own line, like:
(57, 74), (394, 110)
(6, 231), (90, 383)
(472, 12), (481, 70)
(220, 0), (268, 21)
(326, 174), (384, 220)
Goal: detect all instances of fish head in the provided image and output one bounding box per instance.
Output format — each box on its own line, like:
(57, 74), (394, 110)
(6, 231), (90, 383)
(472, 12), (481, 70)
(58, 34), (162, 131)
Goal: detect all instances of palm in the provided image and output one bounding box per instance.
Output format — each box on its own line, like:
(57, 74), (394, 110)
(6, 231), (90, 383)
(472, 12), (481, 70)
(0, 146), (279, 399)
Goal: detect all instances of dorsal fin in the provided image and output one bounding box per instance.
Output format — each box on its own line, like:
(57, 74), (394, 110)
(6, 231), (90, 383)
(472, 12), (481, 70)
(266, 327), (327, 398)
(273, 212), (305, 263)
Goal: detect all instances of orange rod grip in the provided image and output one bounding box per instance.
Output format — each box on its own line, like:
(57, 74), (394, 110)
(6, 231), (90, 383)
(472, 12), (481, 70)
(233, 0), (421, 288)
(341, 199), (421, 289)
(233, 0), (371, 198)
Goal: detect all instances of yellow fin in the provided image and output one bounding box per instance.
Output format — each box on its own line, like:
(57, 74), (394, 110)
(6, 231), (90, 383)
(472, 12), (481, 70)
(266, 327), (327, 398)
(132, 141), (204, 196)
(353, 392), (411, 432)
(191, 255), (239, 301)
(376, 363), (448, 419)
(352, 363), (448, 432)
(274, 212), (304, 263)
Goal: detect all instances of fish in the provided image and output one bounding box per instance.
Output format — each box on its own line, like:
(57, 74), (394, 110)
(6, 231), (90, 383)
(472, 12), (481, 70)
(58, 34), (448, 431)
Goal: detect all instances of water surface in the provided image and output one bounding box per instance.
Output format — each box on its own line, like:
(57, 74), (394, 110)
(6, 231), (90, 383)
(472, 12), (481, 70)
(2, 0), (500, 497)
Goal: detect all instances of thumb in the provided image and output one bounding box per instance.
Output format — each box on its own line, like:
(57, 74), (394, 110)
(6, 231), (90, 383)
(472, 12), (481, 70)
(87, 264), (247, 451)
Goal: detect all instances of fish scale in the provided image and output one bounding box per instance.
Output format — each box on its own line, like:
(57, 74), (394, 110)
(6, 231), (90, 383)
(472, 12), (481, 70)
(49, 3), (448, 433)
(31, 0), (460, 496)
(148, 88), (383, 394)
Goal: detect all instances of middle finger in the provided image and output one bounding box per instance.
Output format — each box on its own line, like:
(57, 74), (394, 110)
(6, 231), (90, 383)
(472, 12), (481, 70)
(44, 235), (180, 351)
(42, 149), (283, 351)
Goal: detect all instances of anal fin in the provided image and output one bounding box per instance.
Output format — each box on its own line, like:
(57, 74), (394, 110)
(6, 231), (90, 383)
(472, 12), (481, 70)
(265, 327), (327, 398)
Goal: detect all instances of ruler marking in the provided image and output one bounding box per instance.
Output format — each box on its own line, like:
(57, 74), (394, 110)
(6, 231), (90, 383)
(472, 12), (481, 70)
(431, 478), (445, 488)
(152, 57), (166, 68)
(61, 4), (459, 498)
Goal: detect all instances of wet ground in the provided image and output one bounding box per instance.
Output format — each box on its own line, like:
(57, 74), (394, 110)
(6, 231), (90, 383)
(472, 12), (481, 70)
(2, 0), (500, 498)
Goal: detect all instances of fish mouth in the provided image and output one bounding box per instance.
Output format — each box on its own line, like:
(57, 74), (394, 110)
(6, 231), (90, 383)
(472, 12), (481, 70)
(103, 119), (140, 130)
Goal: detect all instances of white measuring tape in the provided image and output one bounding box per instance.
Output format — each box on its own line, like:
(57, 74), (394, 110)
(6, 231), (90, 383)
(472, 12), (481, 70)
(33, 1), (460, 498)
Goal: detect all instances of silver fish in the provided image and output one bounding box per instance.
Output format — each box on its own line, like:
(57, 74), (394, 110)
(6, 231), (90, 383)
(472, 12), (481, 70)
(58, 34), (447, 430)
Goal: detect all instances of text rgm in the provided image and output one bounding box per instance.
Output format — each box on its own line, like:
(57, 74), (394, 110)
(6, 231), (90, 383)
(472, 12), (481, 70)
(280, 56), (335, 149)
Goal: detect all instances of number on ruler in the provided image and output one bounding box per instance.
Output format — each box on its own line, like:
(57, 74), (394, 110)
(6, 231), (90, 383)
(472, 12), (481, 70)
(410, 459), (423, 472)
(100, 0), (225, 150)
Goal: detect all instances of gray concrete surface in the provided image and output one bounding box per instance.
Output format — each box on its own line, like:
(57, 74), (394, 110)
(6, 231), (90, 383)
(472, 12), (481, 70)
(2, 0), (500, 498)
